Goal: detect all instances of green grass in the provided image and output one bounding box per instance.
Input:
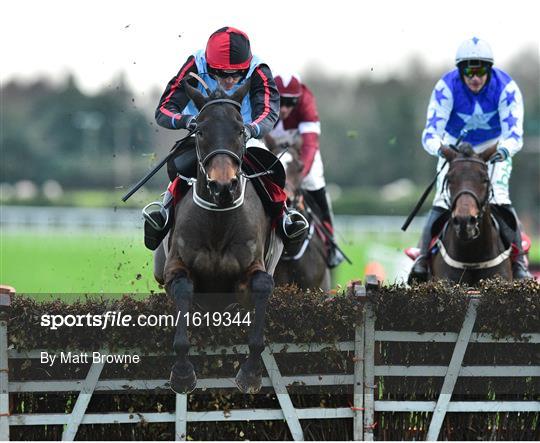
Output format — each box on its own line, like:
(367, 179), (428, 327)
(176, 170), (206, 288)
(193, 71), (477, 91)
(2, 229), (537, 300)
(1, 230), (160, 299)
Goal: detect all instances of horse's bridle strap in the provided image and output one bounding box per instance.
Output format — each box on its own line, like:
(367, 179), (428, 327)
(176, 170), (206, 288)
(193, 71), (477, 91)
(451, 157), (488, 167)
(199, 149), (243, 167)
(446, 157), (491, 216)
(451, 189), (483, 212)
(198, 98), (242, 114)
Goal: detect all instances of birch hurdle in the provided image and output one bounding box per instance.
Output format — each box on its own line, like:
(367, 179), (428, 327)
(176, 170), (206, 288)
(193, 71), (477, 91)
(2, 280), (539, 441)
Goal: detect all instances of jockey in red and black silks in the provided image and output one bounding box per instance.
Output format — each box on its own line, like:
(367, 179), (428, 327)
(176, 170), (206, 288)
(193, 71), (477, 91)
(156, 27), (279, 139)
(143, 27), (308, 252)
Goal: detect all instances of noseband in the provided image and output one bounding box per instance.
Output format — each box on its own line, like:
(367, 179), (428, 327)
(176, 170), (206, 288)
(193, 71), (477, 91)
(193, 98), (246, 177)
(189, 98), (248, 211)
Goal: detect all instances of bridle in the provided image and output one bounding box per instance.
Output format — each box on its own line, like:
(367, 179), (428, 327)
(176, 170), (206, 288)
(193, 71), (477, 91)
(444, 156), (493, 239)
(181, 95), (283, 211)
(193, 98), (246, 178)
(183, 97), (248, 211)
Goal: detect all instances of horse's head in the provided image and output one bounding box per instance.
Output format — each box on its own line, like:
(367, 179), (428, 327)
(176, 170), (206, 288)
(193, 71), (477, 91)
(184, 79), (251, 208)
(274, 139), (304, 205)
(440, 142), (497, 241)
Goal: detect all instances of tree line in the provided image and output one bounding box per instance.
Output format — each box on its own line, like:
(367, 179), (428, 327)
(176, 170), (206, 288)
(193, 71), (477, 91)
(1, 49), (538, 224)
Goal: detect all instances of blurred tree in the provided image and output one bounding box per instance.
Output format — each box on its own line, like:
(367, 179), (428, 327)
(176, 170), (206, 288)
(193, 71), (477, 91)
(1, 73), (153, 188)
(1, 49), (537, 227)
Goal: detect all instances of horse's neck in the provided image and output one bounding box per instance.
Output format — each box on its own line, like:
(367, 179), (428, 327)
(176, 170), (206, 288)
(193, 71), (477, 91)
(445, 207), (502, 260)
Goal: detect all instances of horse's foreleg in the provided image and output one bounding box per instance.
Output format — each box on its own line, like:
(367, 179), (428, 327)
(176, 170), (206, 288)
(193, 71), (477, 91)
(166, 268), (197, 394)
(236, 269), (274, 394)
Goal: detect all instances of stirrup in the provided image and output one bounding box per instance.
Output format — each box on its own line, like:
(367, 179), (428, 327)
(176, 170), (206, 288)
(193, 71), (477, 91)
(282, 210), (309, 239)
(142, 201), (169, 231)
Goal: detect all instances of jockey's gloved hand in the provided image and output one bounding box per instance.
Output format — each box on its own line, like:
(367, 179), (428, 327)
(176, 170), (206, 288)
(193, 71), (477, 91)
(177, 114), (196, 131)
(489, 147), (509, 163)
(243, 124), (256, 143)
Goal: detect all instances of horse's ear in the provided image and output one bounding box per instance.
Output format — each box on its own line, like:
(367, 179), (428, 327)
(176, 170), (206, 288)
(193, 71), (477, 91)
(479, 143), (498, 162)
(440, 145), (457, 162)
(230, 78), (251, 105)
(183, 79), (207, 110)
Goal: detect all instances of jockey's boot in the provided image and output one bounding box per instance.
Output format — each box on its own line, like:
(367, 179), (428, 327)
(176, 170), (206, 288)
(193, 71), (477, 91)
(408, 206), (446, 284)
(511, 220), (533, 280)
(279, 208), (309, 255)
(499, 205), (533, 280)
(142, 190), (174, 251)
(513, 253), (532, 280)
(307, 188), (344, 268)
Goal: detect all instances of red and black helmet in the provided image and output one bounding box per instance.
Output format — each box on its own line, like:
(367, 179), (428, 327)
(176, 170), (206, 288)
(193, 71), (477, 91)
(274, 74), (302, 97)
(205, 27), (252, 70)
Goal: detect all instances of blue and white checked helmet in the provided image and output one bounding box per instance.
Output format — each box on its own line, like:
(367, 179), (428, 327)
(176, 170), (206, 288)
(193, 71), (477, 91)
(455, 37), (494, 66)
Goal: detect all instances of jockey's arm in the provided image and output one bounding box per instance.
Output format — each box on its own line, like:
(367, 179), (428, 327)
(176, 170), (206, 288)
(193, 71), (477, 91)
(155, 56), (199, 130)
(421, 79), (454, 156)
(297, 86), (321, 177)
(247, 65), (280, 138)
(497, 80), (524, 157)
(299, 126), (320, 177)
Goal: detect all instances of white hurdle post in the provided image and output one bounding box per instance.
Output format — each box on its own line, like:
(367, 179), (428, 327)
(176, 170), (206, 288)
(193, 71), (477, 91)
(0, 286), (15, 441)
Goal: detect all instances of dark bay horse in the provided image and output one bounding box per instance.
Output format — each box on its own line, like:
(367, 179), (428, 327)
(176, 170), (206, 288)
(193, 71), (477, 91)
(271, 143), (331, 290)
(163, 81), (282, 394)
(431, 143), (512, 284)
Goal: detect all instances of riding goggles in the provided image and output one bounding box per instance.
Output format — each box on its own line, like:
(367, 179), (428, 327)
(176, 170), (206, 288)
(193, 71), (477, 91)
(462, 66), (489, 78)
(280, 96), (299, 108)
(208, 67), (247, 80)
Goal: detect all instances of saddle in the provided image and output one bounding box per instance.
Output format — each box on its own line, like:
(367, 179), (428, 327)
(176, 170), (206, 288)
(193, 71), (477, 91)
(404, 206), (530, 262)
(166, 142), (287, 222)
(241, 146), (287, 223)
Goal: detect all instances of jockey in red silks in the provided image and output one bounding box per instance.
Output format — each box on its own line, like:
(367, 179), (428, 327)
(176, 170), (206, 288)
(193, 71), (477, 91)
(142, 27), (308, 251)
(265, 73), (344, 268)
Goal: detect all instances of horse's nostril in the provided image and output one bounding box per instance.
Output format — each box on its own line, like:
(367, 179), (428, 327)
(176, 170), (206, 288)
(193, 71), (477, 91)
(469, 215), (477, 224)
(230, 178), (239, 192)
(453, 218), (460, 226)
(208, 180), (218, 195)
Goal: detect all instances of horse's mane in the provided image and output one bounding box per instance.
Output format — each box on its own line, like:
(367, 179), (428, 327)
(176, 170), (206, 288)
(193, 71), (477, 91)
(458, 142), (475, 157)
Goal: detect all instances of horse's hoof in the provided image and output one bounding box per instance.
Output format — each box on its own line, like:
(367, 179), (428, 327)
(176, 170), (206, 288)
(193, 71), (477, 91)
(169, 361), (197, 394)
(235, 363), (262, 394)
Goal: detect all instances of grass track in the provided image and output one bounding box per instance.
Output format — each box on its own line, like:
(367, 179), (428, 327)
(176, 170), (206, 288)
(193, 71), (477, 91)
(2, 229), (538, 301)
